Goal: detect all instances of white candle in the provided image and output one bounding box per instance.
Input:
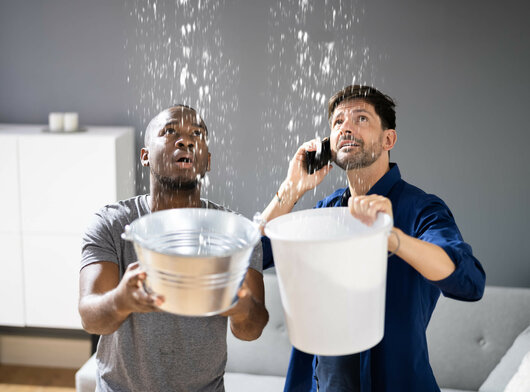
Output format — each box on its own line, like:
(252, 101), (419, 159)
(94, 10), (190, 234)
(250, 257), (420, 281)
(48, 112), (64, 132)
(63, 112), (79, 132)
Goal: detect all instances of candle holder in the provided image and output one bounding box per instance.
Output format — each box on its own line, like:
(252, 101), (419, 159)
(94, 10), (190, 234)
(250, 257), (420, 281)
(43, 112), (85, 133)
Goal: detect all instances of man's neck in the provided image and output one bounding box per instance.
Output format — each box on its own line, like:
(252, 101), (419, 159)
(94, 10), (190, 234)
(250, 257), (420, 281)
(346, 156), (390, 197)
(149, 180), (202, 212)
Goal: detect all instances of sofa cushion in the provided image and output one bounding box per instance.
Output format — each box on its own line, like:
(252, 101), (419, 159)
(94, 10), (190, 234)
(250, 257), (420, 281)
(479, 325), (530, 392)
(441, 389), (474, 392)
(224, 372), (286, 391)
(427, 286), (530, 390)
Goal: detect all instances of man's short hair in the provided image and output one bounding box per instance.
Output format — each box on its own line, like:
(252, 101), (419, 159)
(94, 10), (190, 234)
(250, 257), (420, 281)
(328, 85), (396, 130)
(170, 104), (209, 136)
(144, 104), (208, 145)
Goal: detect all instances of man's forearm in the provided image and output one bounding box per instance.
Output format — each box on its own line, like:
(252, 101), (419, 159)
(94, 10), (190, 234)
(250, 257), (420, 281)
(261, 181), (304, 233)
(390, 228), (456, 281)
(79, 289), (130, 335)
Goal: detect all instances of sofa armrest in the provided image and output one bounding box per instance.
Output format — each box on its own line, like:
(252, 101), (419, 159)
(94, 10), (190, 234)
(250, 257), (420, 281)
(427, 286), (530, 390)
(75, 354), (97, 392)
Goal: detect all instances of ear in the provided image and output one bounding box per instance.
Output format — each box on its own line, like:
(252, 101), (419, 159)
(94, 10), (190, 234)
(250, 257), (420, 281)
(382, 129), (397, 152)
(207, 152), (211, 172)
(140, 147), (150, 167)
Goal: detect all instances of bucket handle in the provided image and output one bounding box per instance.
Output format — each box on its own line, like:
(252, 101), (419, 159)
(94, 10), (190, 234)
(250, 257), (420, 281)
(253, 212), (267, 234)
(388, 229), (400, 258)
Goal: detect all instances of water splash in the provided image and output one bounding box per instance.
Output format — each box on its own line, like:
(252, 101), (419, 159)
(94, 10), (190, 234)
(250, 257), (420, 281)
(126, 0), (239, 203)
(260, 0), (373, 207)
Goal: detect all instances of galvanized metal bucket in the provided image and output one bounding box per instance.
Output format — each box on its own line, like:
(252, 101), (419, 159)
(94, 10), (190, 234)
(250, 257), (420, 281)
(122, 208), (260, 316)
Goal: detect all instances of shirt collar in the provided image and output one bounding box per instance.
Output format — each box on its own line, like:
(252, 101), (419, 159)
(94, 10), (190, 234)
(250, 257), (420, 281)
(340, 163), (401, 206)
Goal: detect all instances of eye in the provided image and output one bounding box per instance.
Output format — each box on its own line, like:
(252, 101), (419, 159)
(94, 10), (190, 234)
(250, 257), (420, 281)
(333, 118), (343, 127)
(357, 115), (368, 123)
(192, 129), (203, 137)
(164, 127), (176, 135)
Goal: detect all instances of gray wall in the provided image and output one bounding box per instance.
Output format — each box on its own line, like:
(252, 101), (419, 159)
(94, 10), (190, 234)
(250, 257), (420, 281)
(1, 0), (529, 288)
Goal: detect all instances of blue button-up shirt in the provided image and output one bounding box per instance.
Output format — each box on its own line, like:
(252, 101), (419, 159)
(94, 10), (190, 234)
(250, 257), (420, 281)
(262, 163), (486, 392)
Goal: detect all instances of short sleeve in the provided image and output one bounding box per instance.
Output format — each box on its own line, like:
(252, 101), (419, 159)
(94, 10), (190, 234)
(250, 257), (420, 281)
(81, 208), (119, 270)
(414, 196), (486, 301)
(248, 240), (263, 274)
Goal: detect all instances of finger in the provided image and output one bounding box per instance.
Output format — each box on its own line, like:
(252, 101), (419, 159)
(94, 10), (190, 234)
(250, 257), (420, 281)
(136, 271), (147, 286)
(126, 270), (141, 287)
(367, 199), (387, 217)
(303, 139), (319, 152)
(359, 197), (371, 211)
(352, 196), (364, 214)
(312, 163), (333, 180)
(154, 294), (165, 307)
(295, 140), (319, 161)
(367, 198), (392, 219)
(237, 280), (251, 297)
(294, 143), (311, 158)
(131, 288), (153, 304)
(127, 261), (140, 271)
(350, 196), (373, 225)
(237, 286), (250, 299)
(357, 198), (377, 225)
(127, 270), (147, 289)
(145, 293), (164, 308)
(134, 303), (160, 313)
(365, 205), (379, 225)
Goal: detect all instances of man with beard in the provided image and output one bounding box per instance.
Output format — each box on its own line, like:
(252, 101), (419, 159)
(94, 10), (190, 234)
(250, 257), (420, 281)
(78, 105), (269, 392)
(261, 85), (485, 391)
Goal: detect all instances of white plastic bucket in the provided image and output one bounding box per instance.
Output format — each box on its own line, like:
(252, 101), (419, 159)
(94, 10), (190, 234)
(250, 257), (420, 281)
(264, 207), (392, 355)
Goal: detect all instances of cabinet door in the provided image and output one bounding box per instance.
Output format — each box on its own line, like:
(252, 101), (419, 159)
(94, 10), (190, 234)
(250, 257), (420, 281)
(18, 134), (118, 234)
(0, 134), (21, 232)
(0, 233), (25, 326)
(23, 234), (82, 329)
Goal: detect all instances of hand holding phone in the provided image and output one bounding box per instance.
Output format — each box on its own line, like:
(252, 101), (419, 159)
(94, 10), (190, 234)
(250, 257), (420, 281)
(305, 137), (331, 174)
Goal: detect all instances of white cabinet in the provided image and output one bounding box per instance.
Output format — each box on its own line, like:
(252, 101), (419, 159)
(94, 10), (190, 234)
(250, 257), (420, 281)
(0, 125), (135, 329)
(0, 233), (24, 326)
(0, 133), (21, 232)
(23, 234), (84, 329)
(0, 133), (25, 326)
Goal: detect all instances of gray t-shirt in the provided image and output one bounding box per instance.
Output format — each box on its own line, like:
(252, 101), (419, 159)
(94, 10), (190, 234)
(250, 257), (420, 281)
(81, 195), (263, 392)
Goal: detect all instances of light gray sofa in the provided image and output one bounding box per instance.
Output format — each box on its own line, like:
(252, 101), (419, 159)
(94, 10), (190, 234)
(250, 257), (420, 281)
(76, 272), (530, 391)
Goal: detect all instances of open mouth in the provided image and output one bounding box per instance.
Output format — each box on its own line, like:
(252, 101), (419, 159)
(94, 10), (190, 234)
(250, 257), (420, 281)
(175, 154), (194, 168)
(339, 141), (361, 149)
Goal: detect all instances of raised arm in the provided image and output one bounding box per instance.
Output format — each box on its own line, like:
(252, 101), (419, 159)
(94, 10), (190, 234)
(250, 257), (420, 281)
(261, 141), (332, 231)
(348, 195), (485, 300)
(78, 261), (164, 335)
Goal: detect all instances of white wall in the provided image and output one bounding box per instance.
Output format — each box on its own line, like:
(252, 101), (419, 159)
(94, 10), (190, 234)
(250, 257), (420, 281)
(0, 0), (528, 288)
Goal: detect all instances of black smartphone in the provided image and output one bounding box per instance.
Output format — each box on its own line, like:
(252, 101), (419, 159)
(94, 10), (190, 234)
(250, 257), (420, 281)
(305, 137), (331, 174)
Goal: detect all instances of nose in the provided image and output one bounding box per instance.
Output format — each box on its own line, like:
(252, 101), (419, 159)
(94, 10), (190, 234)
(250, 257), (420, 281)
(338, 117), (355, 136)
(338, 125), (353, 137)
(176, 136), (194, 150)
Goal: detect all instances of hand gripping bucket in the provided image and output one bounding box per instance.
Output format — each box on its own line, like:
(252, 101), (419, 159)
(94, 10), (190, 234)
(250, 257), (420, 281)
(264, 207), (392, 355)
